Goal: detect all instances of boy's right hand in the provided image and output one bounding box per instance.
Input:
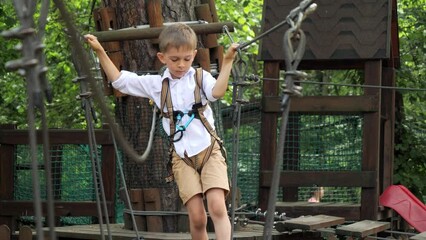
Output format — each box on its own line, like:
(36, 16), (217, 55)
(84, 34), (104, 52)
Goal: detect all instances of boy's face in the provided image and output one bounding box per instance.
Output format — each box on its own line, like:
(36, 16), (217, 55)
(157, 46), (197, 79)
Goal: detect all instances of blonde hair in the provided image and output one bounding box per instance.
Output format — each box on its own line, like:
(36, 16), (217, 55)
(158, 23), (197, 52)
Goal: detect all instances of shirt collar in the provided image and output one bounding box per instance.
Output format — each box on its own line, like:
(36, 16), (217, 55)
(161, 67), (195, 82)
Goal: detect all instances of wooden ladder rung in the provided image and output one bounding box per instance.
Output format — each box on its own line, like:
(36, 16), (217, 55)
(335, 220), (390, 238)
(410, 231), (426, 240)
(275, 215), (345, 232)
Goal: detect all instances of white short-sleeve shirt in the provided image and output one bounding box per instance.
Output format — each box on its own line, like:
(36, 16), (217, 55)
(112, 67), (218, 158)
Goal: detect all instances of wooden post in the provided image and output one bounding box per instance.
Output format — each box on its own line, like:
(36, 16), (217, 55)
(378, 67), (395, 220)
(380, 67), (395, 193)
(146, 0), (164, 70)
(195, 4), (218, 48)
(93, 7), (125, 97)
(210, 45), (223, 73)
(200, 0), (219, 22)
(259, 62), (280, 211)
(128, 189), (146, 231)
(361, 60), (382, 220)
(143, 188), (163, 232)
(0, 124), (17, 231)
(101, 124), (116, 224)
(195, 48), (211, 72)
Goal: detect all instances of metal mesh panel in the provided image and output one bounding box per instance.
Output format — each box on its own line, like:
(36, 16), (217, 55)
(223, 102), (262, 205)
(14, 144), (97, 225)
(284, 113), (363, 203)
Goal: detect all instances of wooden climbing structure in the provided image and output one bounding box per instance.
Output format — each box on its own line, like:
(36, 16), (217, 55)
(259, 0), (401, 222)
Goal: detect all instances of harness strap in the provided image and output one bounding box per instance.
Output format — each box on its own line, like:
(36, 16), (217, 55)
(160, 79), (175, 136)
(162, 68), (226, 182)
(183, 136), (215, 173)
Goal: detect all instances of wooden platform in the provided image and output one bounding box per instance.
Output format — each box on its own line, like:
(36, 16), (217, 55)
(275, 215), (345, 232)
(39, 223), (283, 240)
(411, 231), (426, 240)
(275, 202), (361, 221)
(335, 220), (390, 238)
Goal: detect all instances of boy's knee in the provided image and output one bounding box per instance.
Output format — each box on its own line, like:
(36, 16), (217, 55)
(208, 200), (227, 219)
(191, 213), (208, 229)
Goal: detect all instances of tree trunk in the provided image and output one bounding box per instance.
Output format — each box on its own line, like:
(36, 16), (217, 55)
(100, 0), (199, 232)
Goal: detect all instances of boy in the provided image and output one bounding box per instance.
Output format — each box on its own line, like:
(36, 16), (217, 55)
(85, 23), (238, 240)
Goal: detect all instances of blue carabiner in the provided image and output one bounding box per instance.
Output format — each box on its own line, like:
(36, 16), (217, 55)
(175, 112), (195, 132)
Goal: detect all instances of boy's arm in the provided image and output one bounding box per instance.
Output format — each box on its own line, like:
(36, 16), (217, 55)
(84, 34), (121, 82)
(212, 43), (239, 99)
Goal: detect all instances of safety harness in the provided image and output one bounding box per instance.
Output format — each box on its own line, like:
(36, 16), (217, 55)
(160, 68), (226, 182)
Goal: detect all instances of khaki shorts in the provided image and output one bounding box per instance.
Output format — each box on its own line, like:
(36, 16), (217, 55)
(172, 141), (229, 205)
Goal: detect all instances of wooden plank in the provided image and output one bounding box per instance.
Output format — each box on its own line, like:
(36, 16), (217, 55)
(335, 220), (390, 238)
(18, 226), (33, 240)
(143, 188), (163, 232)
(260, 171), (376, 187)
(44, 223), (283, 240)
(410, 231), (426, 240)
(0, 129), (112, 145)
(276, 215), (345, 232)
(0, 201), (114, 216)
(275, 202), (361, 221)
(0, 225), (10, 240)
(262, 95), (379, 114)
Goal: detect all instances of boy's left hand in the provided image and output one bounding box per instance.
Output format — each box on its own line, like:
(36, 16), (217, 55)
(224, 43), (239, 61)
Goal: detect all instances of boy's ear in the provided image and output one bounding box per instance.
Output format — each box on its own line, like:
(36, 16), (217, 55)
(157, 52), (166, 64)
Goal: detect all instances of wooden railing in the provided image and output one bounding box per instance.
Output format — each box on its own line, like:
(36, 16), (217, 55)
(0, 124), (117, 232)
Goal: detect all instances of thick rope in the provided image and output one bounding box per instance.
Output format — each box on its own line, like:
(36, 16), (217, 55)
(52, 0), (152, 165)
(263, 1), (315, 239)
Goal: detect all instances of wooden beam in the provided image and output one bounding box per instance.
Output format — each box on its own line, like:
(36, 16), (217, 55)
(260, 171), (376, 187)
(0, 201), (114, 217)
(361, 60), (382, 220)
(92, 21), (234, 42)
(380, 67), (395, 193)
(262, 95), (379, 114)
(0, 129), (112, 145)
(259, 61), (280, 211)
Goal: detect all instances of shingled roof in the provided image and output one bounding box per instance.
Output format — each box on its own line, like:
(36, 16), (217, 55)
(259, 0), (399, 65)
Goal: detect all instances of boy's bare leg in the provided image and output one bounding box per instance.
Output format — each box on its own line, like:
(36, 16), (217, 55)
(206, 188), (231, 240)
(186, 194), (209, 240)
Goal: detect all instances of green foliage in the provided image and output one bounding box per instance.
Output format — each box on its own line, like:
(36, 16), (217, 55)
(216, 0), (263, 105)
(0, 1), (99, 129)
(394, 0), (426, 201)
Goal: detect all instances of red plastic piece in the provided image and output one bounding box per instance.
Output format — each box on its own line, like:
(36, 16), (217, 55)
(379, 185), (426, 232)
